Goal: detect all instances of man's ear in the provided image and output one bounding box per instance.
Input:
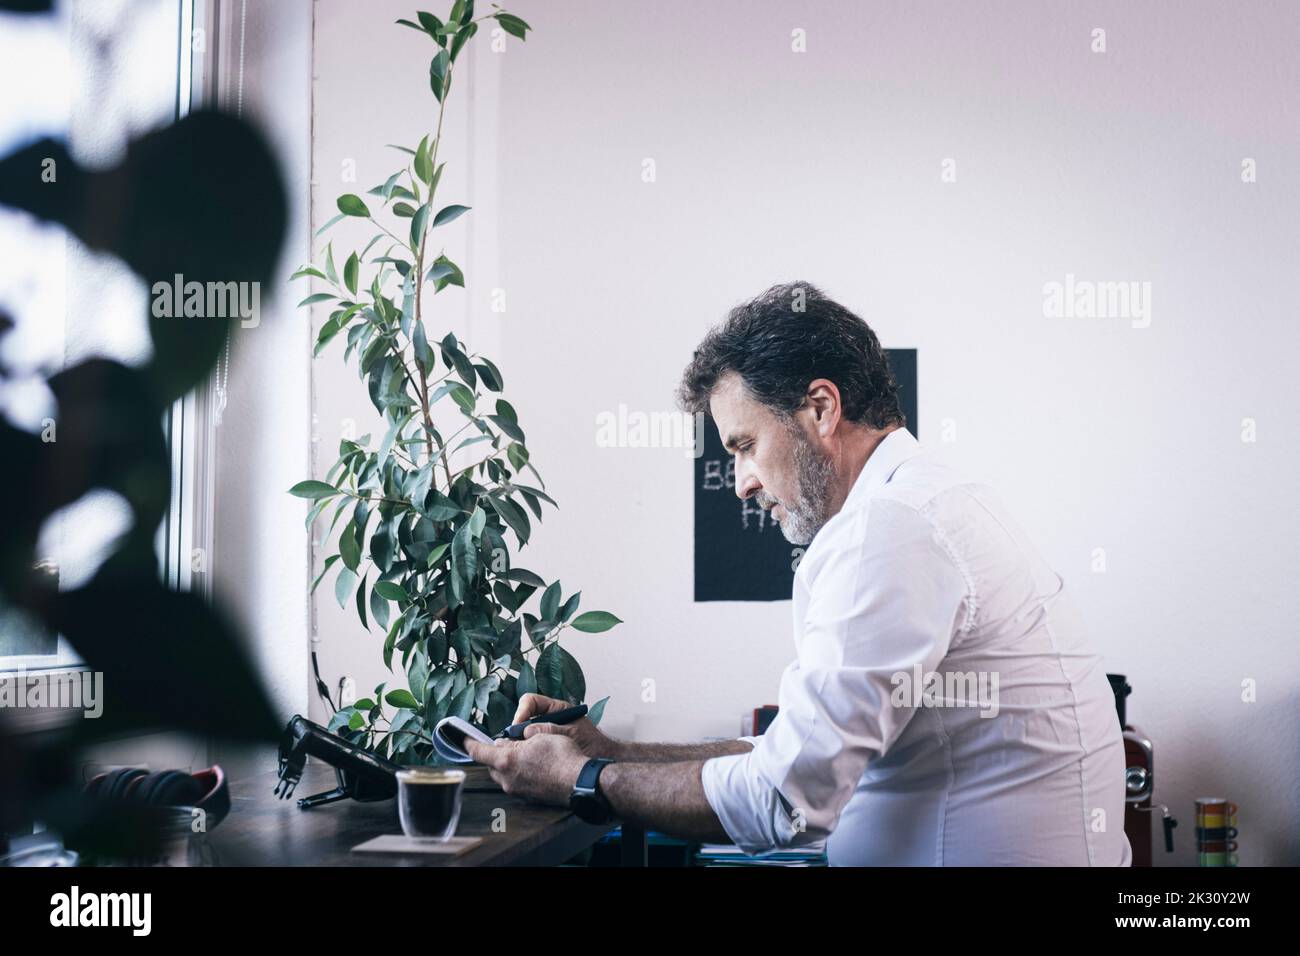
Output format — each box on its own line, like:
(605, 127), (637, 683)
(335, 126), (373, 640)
(804, 378), (843, 437)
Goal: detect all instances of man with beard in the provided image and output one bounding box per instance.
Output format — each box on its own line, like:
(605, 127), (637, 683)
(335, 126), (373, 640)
(467, 282), (1131, 866)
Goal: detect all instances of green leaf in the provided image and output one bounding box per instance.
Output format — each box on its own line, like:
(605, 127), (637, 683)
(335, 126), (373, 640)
(490, 496), (531, 546)
(316, 212), (346, 236)
(408, 651), (429, 706)
(370, 522), (396, 573)
(396, 17), (429, 34)
(334, 566), (358, 609)
(425, 257), (458, 284)
(452, 520), (479, 585)
(485, 687), (512, 735)
(422, 491), (461, 522)
(355, 573), (369, 629)
(587, 695), (609, 727)
(570, 611), (622, 633)
(559, 646), (586, 702)
(432, 204), (470, 227)
(429, 49), (450, 100)
(324, 242), (339, 283)
(314, 314), (344, 356)
(291, 265), (327, 281)
(414, 135), (433, 185)
(559, 591), (580, 622)
(297, 292), (335, 307)
(392, 201), (417, 218)
(371, 173), (398, 202)
(337, 194), (371, 217)
(408, 460), (434, 512)
(540, 581), (561, 621)
(383, 616), (402, 671)
(536, 642), (569, 699)
(448, 383), (475, 414)
(338, 518), (361, 571)
(449, 20), (476, 60)
(488, 414), (524, 443)
(385, 689), (419, 710)
(343, 252), (359, 295)
(475, 358), (504, 391)
(516, 658), (537, 697)
(288, 480), (338, 499)
(506, 443), (528, 472)
(310, 554), (341, 594)
(412, 319), (435, 373)
(494, 12), (530, 40)
(369, 584), (391, 632)
(503, 567), (545, 588)
(415, 11), (444, 40)
(374, 580), (407, 602)
(409, 203), (430, 249)
(448, 682), (475, 722)
(378, 409), (416, 463)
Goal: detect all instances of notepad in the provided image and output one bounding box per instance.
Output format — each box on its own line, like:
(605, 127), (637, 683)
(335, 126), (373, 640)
(432, 715), (499, 764)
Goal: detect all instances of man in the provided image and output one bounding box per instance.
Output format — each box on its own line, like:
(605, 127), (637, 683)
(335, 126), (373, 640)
(467, 282), (1131, 866)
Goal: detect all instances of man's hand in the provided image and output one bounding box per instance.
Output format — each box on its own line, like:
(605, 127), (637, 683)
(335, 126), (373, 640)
(512, 693), (622, 759)
(464, 732), (588, 806)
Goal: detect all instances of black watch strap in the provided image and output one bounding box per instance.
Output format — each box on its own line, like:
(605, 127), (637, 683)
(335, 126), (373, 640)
(570, 757), (615, 824)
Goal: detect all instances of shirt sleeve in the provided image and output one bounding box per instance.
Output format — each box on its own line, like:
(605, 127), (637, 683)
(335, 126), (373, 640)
(700, 497), (969, 855)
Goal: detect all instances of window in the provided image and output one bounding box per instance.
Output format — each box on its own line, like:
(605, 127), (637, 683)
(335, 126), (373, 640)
(0, 0), (203, 675)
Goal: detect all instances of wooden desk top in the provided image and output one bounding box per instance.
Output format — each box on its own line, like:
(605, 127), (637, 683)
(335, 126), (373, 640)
(206, 760), (615, 867)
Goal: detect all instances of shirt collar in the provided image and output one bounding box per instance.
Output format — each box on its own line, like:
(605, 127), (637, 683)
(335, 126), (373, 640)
(842, 427), (924, 510)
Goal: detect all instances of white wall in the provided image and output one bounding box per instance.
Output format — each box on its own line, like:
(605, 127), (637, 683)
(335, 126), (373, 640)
(310, 0), (1300, 864)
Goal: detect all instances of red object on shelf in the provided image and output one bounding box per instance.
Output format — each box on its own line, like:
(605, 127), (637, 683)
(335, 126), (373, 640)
(751, 705), (778, 736)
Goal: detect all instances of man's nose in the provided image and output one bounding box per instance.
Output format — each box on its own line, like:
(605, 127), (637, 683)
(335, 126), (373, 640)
(735, 465), (761, 500)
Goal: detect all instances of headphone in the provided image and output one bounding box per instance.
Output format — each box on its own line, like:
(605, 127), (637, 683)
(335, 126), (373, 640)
(84, 765), (231, 829)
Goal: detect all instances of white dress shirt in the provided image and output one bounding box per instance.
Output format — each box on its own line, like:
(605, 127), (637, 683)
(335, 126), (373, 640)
(701, 428), (1132, 866)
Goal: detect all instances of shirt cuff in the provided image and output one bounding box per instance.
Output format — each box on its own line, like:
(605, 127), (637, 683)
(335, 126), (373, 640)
(701, 749), (782, 856)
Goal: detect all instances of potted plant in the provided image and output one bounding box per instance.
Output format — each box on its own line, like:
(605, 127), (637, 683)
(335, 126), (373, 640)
(289, 2), (619, 764)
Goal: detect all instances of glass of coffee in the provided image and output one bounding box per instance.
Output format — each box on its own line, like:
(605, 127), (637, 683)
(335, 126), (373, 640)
(396, 767), (465, 841)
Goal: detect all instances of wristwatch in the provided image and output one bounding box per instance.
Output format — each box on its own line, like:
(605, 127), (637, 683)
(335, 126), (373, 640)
(569, 757), (615, 824)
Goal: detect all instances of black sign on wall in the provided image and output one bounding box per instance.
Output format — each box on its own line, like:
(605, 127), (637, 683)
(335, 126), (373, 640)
(692, 349), (918, 602)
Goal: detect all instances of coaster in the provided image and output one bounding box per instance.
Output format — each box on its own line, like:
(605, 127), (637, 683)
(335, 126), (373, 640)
(352, 834), (482, 856)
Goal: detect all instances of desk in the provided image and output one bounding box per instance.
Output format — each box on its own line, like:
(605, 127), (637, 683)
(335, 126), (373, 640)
(207, 761), (642, 867)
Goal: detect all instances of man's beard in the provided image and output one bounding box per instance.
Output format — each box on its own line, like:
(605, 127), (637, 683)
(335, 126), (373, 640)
(758, 429), (836, 546)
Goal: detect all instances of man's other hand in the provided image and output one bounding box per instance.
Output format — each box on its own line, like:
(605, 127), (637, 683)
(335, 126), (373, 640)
(464, 733), (587, 806)
(513, 693), (622, 759)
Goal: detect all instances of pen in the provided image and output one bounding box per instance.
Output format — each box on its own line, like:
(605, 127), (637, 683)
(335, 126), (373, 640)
(495, 703), (589, 740)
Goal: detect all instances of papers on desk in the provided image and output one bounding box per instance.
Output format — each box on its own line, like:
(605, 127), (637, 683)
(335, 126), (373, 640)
(694, 842), (828, 867)
(432, 716), (499, 764)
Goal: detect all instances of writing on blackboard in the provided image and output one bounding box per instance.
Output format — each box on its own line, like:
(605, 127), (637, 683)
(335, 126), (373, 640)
(700, 457), (778, 532)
